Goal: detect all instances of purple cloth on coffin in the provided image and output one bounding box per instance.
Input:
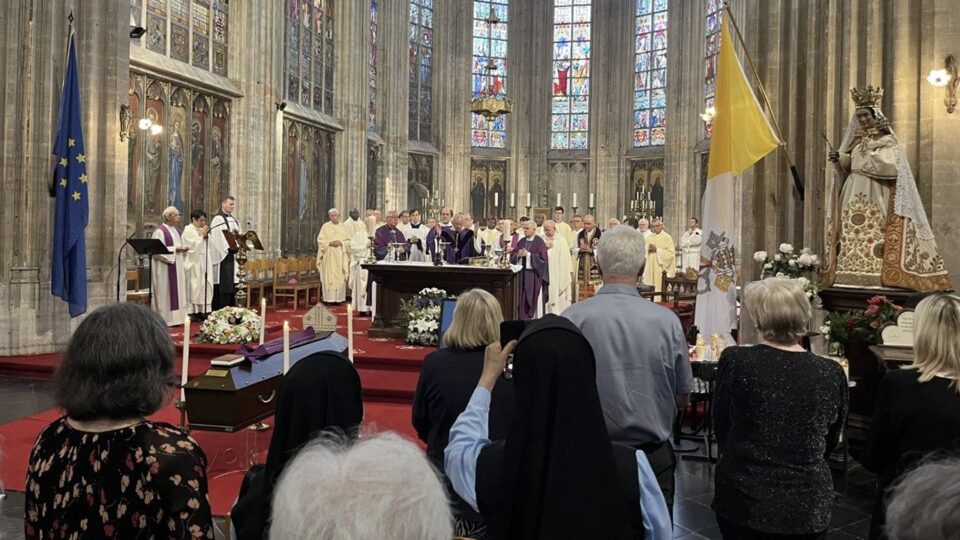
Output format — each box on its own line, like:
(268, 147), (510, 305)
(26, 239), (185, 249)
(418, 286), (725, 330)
(510, 235), (549, 320)
(236, 327), (317, 360)
(159, 225), (180, 311)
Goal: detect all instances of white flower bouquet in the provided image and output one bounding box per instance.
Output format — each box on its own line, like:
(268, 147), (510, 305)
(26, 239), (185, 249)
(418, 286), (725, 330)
(399, 289), (449, 346)
(197, 306), (262, 344)
(753, 244), (821, 300)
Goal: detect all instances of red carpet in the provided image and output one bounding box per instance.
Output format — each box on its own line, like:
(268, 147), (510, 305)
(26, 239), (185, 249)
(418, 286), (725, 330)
(0, 302), (434, 516)
(0, 399), (420, 516)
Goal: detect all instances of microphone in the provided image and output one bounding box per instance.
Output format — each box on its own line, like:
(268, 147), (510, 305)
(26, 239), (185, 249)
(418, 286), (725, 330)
(115, 228), (141, 302)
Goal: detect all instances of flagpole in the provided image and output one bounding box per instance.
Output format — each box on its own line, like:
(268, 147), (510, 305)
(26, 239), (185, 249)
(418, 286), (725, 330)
(51, 12), (76, 197)
(721, 2), (805, 200)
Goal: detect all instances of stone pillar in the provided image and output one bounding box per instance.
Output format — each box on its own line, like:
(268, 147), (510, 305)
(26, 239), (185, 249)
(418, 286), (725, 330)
(334, 0), (371, 212)
(0, 1), (129, 354)
(379, 0), (410, 210)
(434, 0), (473, 213)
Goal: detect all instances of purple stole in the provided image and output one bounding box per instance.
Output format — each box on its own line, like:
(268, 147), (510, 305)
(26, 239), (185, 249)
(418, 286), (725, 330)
(510, 235), (549, 320)
(159, 225), (180, 311)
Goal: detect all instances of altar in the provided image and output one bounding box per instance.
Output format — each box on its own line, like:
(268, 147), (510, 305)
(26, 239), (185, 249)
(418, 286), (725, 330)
(363, 261), (520, 339)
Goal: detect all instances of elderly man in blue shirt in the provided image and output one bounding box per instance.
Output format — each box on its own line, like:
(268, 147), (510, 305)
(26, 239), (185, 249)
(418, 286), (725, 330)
(562, 224), (694, 516)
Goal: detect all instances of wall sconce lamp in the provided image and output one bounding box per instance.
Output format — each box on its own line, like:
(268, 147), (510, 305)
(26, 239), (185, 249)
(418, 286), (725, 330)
(700, 106), (716, 124)
(136, 117), (163, 135)
(276, 101), (287, 112)
(927, 55), (958, 113)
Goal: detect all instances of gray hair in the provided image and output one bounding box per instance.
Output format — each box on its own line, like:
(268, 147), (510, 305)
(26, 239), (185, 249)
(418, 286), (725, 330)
(54, 303), (175, 421)
(270, 432), (453, 540)
(885, 458), (960, 540)
(638, 218), (649, 226)
(328, 208), (339, 216)
(385, 210), (399, 219)
(162, 206), (179, 221)
(743, 277), (811, 345)
(595, 225), (645, 279)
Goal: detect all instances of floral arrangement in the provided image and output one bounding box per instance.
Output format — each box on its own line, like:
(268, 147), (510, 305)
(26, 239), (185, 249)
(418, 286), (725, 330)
(753, 243), (821, 300)
(820, 295), (903, 353)
(197, 306), (262, 344)
(398, 288), (449, 346)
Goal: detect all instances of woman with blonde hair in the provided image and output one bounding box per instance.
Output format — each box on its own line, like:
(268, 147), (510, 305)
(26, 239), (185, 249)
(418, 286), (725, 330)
(712, 277), (848, 539)
(412, 289), (515, 538)
(866, 293), (960, 539)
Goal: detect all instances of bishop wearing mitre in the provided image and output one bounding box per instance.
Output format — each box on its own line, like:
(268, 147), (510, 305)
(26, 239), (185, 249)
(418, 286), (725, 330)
(181, 209), (213, 315)
(151, 207), (188, 326)
(316, 208), (352, 304)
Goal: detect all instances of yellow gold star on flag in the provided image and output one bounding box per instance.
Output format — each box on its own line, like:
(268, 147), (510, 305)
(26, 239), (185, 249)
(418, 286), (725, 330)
(79, 173), (88, 184)
(76, 153), (86, 163)
(68, 138), (76, 147)
(72, 191), (81, 201)
(60, 158), (68, 167)
(60, 178), (68, 188)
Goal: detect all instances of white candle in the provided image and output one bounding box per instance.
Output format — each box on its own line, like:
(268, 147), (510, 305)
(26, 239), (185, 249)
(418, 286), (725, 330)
(556, 192), (561, 206)
(494, 192), (499, 207)
(589, 192), (595, 207)
(181, 317), (190, 402)
(283, 321), (290, 374)
(347, 304), (354, 363)
(573, 193), (578, 207)
(259, 298), (267, 345)
(525, 192), (531, 207)
(510, 193), (515, 207)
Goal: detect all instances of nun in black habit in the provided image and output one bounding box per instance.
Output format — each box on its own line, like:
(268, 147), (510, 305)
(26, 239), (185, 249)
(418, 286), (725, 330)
(231, 352), (364, 540)
(444, 315), (671, 539)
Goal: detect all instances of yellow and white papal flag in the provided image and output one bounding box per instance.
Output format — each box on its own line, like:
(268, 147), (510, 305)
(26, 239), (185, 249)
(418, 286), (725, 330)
(694, 16), (779, 341)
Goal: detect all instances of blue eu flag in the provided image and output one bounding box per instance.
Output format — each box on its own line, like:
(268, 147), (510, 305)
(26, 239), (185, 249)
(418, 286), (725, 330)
(51, 33), (88, 317)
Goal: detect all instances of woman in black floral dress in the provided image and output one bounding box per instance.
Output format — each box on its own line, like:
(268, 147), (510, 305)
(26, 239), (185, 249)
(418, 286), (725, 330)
(25, 303), (214, 539)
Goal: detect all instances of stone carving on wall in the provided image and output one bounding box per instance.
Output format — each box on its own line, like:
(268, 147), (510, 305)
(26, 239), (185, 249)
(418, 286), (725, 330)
(630, 158), (665, 219)
(469, 159), (507, 223)
(408, 153), (434, 213)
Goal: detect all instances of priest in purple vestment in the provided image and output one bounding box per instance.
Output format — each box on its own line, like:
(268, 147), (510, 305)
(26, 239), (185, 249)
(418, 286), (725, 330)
(374, 211), (410, 261)
(510, 220), (549, 320)
(453, 213), (480, 262)
(426, 222), (457, 264)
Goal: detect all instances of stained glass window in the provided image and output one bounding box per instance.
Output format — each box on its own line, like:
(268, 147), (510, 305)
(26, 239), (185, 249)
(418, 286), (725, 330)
(409, 0), (434, 142)
(704, 0), (723, 138)
(633, 0), (668, 147)
(133, 0), (227, 76)
(471, 0), (509, 149)
(368, 0), (379, 131)
(284, 0), (335, 115)
(551, 0), (591, 151)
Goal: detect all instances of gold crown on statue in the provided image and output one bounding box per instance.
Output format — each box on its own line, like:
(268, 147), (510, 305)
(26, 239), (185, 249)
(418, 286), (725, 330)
(850, 86), (884, 108)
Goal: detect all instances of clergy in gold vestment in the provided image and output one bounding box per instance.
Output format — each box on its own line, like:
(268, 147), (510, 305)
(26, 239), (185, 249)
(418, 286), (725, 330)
(643, 219), (676, 294)
(824, 87), (951, 292)
(574, 215), (602, 301)
(316, 208), (351, 303)
(543, 220), (572, 315)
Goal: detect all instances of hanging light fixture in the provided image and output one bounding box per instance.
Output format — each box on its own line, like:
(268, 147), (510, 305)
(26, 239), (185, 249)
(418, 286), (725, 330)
(470, 6), (513, 121)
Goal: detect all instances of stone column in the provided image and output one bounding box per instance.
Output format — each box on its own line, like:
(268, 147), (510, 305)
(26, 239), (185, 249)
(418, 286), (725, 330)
(333, 0), (371, 212)
(434, 0), (473, 213)
(379, 0), (410, 210)
(0, 0), (129, 354)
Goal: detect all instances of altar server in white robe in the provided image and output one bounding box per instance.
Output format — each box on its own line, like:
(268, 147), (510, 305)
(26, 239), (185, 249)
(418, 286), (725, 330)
(343, 208), (365, 239)
(402, 208), (430, 262)
(181, 209), (213, 315)
(679, 217), (703, 273)
(316, 208), (351, 304)
(543, 220), (572, 315)
(349, 220), (373, 314)
(209, 195), (241, 310)
(151, 207), (188, 326)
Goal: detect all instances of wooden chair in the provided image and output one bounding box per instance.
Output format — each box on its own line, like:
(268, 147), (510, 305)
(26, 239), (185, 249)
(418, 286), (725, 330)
(659, 271), (698, 333)
(273, 258), (313, 310)
(299, 257), (321, 305)
(125, 268), (149, 304)
(243, 259), (272, 308)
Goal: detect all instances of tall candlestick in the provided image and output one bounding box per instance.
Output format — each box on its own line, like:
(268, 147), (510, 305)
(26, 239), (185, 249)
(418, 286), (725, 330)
(573, 193), (578, 207)
(259, 298), (267, 345)
(181, 317), (190, 402)
(510, 193), (515, 207)
(347, 304), (354, 363)
(283, 321), (290, 374)
(494, 192), (499, 207)
(556, 193), (561, 207)
(589, 192), (595, 208)
(525, 192), (531, 207)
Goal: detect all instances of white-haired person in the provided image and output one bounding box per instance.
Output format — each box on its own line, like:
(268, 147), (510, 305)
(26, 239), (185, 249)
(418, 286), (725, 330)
(25, 303), (213, 538)
(316, 208), (352, 304)
(413, 289), (515, 537)
(865, 293), (960, 540)
(563, 225), (693, 515)
(151, 206), (188, 325)
(269, 433), (453, 540)
(884, 458), (960, 540)
(712, 277), (848, 539)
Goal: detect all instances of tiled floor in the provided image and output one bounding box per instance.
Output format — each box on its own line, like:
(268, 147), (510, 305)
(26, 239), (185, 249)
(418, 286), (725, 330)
(0, 375), (877, 539)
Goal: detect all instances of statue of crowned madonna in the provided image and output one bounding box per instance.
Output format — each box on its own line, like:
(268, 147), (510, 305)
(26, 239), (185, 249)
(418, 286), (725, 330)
(822, 86), (952, 292)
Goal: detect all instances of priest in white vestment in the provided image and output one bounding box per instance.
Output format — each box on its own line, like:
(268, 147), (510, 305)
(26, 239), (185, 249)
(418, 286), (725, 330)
(638, 218), (653, 240)
(679, 217), (703, 274)
(209, 196), (241, 310)
(151, 207), (188, 326)
(553, 207), (575, 251)
(343, 208), (365, 239)
(543, 220), (572, 315)
(316, 208), (351, 304)
(181, 209), (213, 315)
(401, 209), (430, 262)
(349, 222), (372, 314)
(643, 218), (676, 294)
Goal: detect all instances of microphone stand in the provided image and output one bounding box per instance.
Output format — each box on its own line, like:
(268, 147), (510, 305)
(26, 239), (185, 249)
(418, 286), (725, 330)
(115, 229), (139, 302)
